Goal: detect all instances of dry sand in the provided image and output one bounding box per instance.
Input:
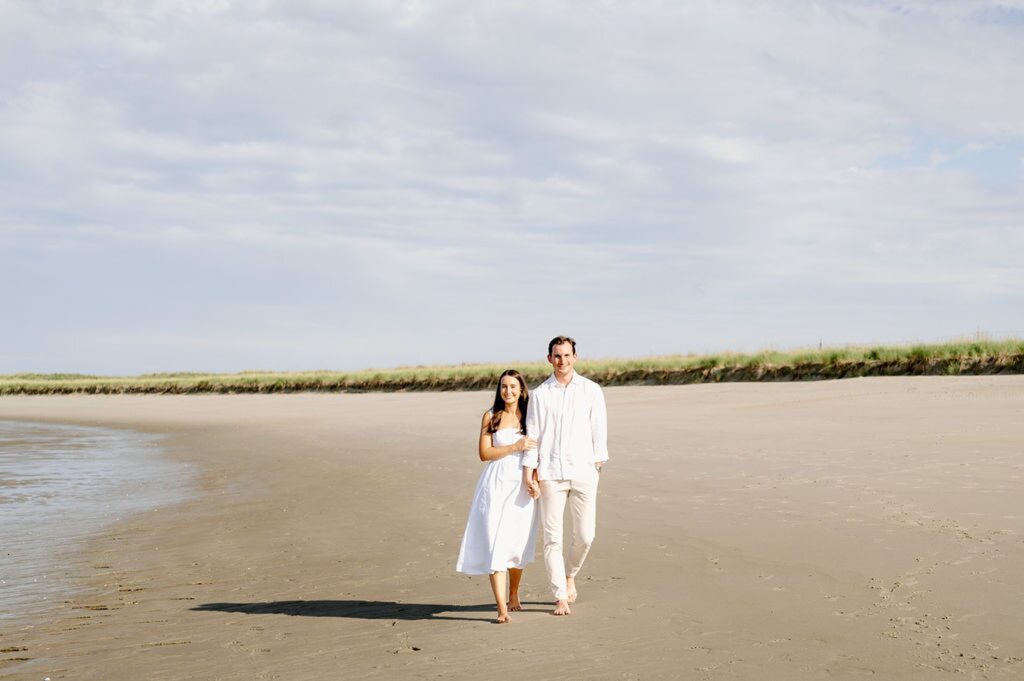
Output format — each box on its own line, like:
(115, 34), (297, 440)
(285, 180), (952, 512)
(1, 377), (1023, 680)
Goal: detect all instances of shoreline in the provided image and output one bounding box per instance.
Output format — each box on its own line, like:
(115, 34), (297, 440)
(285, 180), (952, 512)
(0, 420), (190, 632)
(2, 379), (1023, 679)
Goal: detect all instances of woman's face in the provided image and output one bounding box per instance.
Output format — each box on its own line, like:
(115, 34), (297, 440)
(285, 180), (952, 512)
(499, 375), (522, 405)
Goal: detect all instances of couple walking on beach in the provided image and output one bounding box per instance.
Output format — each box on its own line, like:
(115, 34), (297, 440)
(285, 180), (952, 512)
(455, 335), (609, 623)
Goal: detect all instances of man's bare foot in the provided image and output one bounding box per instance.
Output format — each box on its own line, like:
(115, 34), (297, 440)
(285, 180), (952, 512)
(553, 599), (572, 616)
(566, 577), (578, 604)
(508, 593), (522, 611)
(494, 611), (510, 624)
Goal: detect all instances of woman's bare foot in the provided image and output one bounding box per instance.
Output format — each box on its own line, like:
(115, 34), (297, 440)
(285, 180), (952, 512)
(508, 593), (522, 611)
(566, 576), (578, 604)
(494, 611), (510, 624)
(553, 599), (572, 616)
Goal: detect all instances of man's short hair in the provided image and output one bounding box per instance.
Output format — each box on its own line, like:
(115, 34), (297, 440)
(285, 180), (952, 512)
(547, 335), (577, 356)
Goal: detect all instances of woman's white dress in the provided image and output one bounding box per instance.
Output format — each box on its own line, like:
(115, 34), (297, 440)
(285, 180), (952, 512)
(455, 427), (538, 575)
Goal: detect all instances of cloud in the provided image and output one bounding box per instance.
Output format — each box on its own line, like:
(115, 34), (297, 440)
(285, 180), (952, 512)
(1, 0), (1022, 372)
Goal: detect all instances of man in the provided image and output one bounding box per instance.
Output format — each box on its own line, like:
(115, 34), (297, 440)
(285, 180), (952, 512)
(522, 335), (609, 616)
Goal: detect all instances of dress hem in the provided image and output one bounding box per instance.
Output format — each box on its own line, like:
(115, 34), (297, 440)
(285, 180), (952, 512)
(455, 559), (534, 576)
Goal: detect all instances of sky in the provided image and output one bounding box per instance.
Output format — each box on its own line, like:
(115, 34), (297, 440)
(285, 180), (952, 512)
(2, 0), (1023, 375)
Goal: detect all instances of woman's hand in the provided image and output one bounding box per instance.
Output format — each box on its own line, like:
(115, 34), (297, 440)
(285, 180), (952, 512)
(515, 437), (537, 452)
(523, 467), (541, 499)
(526, 479), (541, 499)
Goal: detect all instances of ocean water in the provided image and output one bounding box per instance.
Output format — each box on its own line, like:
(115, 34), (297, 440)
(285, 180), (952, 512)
(0, 420), (191, 622)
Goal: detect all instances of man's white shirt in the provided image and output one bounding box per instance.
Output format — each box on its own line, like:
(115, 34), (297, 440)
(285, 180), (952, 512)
(522, 372), (609, 481)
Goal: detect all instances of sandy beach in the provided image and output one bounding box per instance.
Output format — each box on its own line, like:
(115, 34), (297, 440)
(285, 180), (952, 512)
(2, 377), (1023, 680)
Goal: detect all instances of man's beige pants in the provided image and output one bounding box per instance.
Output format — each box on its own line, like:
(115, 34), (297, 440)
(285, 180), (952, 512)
(538, 477), (599, 601)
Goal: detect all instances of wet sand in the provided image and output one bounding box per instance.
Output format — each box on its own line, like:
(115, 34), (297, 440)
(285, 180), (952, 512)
(1, 377), (1023, 680)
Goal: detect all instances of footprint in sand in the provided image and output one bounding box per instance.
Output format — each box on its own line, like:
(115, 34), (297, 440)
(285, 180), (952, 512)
(389, 646), (421, 654)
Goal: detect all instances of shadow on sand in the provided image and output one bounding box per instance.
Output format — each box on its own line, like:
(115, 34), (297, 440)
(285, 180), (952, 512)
(192, 600), (549, 622)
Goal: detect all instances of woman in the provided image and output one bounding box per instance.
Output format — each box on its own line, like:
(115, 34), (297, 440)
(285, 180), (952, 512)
(455, 369), (538, 623)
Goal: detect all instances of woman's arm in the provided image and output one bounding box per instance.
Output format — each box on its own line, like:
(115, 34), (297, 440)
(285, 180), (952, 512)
(478, 412), (535, 462)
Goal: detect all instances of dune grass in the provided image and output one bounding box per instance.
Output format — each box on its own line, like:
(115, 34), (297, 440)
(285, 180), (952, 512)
(3, 338), (1023, 395)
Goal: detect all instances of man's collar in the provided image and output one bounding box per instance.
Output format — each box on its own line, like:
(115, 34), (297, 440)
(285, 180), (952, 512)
(547, 370), (577, 387)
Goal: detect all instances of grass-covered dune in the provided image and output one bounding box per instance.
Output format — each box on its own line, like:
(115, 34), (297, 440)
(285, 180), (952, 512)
(3, 339), (1023, 396)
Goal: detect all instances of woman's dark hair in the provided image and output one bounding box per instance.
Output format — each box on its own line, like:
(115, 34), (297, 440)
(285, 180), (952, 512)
(488, 369), (529, 434)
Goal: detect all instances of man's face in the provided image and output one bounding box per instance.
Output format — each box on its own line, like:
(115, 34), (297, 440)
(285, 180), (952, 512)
(548, 342), (577, 377)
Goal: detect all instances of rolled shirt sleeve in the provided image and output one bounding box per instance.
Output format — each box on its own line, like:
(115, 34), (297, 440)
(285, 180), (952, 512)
(591, 385), (609, 463)
(522, 388), (540, 470)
